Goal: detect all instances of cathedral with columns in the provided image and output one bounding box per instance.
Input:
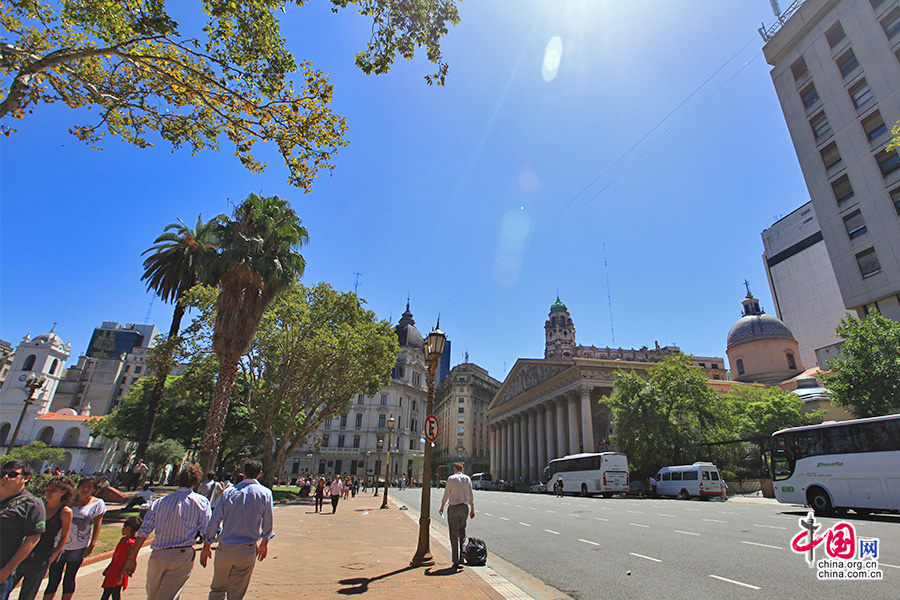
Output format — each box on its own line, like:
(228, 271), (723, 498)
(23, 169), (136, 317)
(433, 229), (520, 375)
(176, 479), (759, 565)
(487, 298), (725, 484)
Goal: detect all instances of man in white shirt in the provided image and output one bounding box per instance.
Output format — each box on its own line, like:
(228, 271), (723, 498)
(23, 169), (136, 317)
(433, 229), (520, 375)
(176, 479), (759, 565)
(438, 463), (475, 569)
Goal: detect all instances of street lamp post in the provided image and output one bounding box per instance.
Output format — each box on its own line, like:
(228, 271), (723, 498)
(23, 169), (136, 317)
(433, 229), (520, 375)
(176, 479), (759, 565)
(410, 325), (445, 567)
(306, 453), (312, 477)
(364, 450), (371, 491)
(7, 374), (47, 454)
(373, 438), (383, 496)
(381, 417), (395, 509)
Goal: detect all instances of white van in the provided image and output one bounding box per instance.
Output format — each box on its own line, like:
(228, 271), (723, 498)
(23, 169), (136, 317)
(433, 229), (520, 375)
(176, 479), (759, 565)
(471, 472), (493, 490)
(655, 462), (723, 500)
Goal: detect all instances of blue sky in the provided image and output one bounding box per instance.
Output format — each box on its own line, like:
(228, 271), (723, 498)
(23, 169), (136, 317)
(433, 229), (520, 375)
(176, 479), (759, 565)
(1, 1), (813, 382)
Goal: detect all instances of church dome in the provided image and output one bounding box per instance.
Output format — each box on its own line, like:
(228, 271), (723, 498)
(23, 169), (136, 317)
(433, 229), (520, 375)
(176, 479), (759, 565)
(726, 289), (795, 350)
(394, 302), (424, 351)
(550, 296), (568, 313)
(727, 313), (796, 349)
(32, 331), (63, 346)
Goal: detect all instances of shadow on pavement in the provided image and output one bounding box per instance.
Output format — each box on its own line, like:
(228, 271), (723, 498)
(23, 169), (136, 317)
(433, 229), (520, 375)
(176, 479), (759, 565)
(424, 566), (463, 577)
(338, 566), (418, 595)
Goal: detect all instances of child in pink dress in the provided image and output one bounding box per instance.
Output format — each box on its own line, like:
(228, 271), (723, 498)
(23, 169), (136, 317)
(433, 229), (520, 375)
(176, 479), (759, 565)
(100, 516), (142, 600)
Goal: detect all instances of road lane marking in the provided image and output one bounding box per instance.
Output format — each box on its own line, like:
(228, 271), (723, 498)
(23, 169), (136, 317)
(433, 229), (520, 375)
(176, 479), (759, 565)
(742, 541), (784, 550)
(518, 522), (531, 527)
(658, 513), (676, 518)
(579, 539), (600, 546)
(593, 517), (609, 522)
(753, 524), (786, 530)
(629, 523), (650, 528)
(626, 510), (643, 514)
(599, 507), (612, 511)
(880, 563), (900, 569)
(703, 519), (727, 523)
(499, 517), (510, 521)
(718, 511), (737, 515)
(674, 530), (700, 536)
(545, 529), (559, 535)
(686, 508), (700, 512)
(708, 575), (760, 590)
(529, 507), (537, 510)
(514, 504), (523, 508)
(546, 510), (557, 513)
(630, 553), (661, 563)
(484, 513), (493, 517)
(568, 514), (580, 517)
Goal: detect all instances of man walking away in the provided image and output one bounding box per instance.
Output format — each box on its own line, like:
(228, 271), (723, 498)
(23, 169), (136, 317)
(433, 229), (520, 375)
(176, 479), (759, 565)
(200, 460), (274, 600)
(438, 463), (475, 569)
(123, 464), (211, 600)
(0, 461), (46, 600)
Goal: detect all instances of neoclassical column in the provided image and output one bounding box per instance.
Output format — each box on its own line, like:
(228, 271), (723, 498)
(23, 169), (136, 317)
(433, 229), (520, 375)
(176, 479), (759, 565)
(544, 403), (557, 462)
(568, 394), (580, 455)
(527, 409), (539, 482)
(555, 399), (567, 458)
(501, 420), (510, 481)
(518, 415), (527, 482)
(511, 416), (520, 481)
(536, 406), (547, 477)
(489, 425), (498, 479)
(580, 387), (595, 454)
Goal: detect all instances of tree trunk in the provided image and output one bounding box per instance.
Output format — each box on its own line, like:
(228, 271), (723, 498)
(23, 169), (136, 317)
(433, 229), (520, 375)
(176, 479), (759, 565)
(134, 301), (185, 462)
(199, 354), (240, 474)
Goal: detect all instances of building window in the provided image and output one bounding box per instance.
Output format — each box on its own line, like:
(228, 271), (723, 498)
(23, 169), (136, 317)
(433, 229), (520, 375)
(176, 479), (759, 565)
(891, 187), (900, 215)
(458, 427), (464, 435)
(134, 366), (142, 375)
(358, 394), (365, 404)
(458, 406), (465, 413)
(882, 7), (900, 40)
(124, 365), (130, 373)
(378, 414), (386, 428)
(353, 435), (360, 448)
(410, 418), (417, 432)
(340, 414), (347, 427)
(49, 359), (58, 375)
(337, 434), (345, 448)
(862, 111), (888, 142)
(736, 359), (745, 376)
(800, 83), (819, 110)
(380, 395), (387, 405)
(355, 414), (363, 428)
(810, 111), (832, 142)
(458, 397), (465, 403)
(832, 174), (855, 205)
(856, 247), (882, 278)
(836, 49), (860, 78)
(322, 434), (330, 447)
(790, 56), (808, 81)
(458, 416), (464, 423)
(787, 354), (798, 370)
(848, 79), (874, 109)
(820, 141), (842, 171)
(23, 354), (36, 371)
(843, 210), (868, 239)
(875, 148), (900, 177)
(324, 418), (332, 427)
(825, 21), (846, 48)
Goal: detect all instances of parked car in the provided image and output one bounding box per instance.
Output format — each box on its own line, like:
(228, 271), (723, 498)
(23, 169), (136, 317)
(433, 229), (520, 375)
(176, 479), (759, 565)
(626, 481), (646, 497)
(530, 481), (548, 494)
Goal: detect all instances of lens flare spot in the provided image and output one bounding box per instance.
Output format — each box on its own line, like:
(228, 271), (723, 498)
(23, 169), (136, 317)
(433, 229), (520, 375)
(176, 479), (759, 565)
(542, 36), (563, 82)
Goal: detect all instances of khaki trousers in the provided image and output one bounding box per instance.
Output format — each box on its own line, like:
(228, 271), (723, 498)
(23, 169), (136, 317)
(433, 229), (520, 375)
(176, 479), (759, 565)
(447, 504), (469, 565)
(208, 542), (258, 600)
(146, 547), (195, 600)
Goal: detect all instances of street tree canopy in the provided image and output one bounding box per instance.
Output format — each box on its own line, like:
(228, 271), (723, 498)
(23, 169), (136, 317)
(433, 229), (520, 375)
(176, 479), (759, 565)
(825, 311), (900, 418)
(0, 1), (460, 187)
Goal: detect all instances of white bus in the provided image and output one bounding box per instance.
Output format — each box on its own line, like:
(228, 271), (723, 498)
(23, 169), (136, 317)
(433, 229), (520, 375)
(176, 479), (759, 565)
(544, 452), (629, 497)
(770, 414), (900, 516)
(471, 472), (493, 490)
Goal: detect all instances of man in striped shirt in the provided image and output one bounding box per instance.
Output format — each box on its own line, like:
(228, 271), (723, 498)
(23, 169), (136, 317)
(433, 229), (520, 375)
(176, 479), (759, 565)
(124, 464), (211, 600)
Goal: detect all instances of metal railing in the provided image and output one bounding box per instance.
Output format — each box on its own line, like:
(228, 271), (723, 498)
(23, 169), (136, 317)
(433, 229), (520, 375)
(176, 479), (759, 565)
(759, 0), (808, 42)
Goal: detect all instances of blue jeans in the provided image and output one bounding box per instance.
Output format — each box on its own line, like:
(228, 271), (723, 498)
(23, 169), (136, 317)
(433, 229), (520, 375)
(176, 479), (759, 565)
(0, 572), (16, 600)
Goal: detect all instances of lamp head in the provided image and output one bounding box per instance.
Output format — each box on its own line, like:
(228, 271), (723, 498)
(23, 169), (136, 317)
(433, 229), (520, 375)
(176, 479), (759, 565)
(387, 416), (395, 431)
(424, 326), (446, 361)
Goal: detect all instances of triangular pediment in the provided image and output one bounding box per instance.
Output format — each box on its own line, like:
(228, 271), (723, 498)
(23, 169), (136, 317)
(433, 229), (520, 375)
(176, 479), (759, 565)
(489, 359), (572, 412)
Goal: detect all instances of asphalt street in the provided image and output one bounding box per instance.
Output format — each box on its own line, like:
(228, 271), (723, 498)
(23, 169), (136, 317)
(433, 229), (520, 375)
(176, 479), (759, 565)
(391, 487), (899, 600)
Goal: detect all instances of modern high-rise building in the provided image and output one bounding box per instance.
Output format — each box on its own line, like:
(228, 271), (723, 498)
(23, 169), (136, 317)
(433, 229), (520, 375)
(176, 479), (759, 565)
(761, 0), (900, 322)
(762, 201), (849, 368)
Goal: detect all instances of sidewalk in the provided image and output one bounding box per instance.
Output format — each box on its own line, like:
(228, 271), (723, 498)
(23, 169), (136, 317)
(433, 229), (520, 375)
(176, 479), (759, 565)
(72, 492), (566, 600)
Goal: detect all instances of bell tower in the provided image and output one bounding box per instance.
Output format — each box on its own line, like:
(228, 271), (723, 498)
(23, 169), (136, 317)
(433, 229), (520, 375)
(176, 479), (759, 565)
(545, 297), (576, 359)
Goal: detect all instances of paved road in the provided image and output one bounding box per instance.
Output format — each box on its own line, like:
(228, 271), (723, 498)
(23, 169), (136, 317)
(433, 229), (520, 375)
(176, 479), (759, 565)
(392, 488), (898, 600)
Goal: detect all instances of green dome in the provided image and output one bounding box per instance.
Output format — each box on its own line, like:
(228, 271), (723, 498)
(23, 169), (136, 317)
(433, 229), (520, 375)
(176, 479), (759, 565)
(550, 296), (567, 313)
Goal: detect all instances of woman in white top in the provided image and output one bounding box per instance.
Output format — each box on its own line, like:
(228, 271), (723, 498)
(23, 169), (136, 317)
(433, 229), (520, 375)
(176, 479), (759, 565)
(42, 478), (106, 600)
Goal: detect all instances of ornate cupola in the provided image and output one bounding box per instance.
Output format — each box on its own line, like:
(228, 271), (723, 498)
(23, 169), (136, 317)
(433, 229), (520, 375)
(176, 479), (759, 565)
(545, 296), (576, 359)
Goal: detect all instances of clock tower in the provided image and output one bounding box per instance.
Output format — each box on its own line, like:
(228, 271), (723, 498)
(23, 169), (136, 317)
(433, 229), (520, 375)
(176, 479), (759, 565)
(544, 297), (576, 359)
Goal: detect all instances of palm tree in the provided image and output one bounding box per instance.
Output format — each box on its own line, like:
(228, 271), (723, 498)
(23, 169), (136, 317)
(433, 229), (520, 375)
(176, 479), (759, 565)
(136, 215), (219, 462)
(198, 193), (308, 472)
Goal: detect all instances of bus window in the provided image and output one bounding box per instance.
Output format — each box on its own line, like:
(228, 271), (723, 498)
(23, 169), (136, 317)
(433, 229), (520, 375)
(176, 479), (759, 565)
(710, 471), (719, 480)
(773, 455), (793, 480)
(793, 431), (823, 459)
(683, 471), (698, 480)
(663, 473), (671, 481)
(823, 427), (856, 454)
(701, 471), (710, 480)
(672, 472), (682, 481)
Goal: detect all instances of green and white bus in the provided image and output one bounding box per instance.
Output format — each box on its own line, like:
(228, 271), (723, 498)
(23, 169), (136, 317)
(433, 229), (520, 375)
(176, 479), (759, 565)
(770, 414), (900, 516)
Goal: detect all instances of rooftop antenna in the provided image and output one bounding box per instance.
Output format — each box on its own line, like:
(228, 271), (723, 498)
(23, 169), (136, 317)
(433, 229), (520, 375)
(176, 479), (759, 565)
(144, 297), (154, 324)
(353, 271), (362, 295)
(769, 0), (782, 19)
(603, 243), (615, 346)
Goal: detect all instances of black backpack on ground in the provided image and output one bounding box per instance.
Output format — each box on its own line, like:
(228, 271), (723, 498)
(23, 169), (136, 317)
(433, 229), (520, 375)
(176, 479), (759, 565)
(464, 537), (488, 566)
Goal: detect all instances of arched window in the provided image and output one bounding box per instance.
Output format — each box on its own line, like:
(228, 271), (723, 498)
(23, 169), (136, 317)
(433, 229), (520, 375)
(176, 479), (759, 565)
(49, 359), (59, 375)
(0, 423), (11, 446)
(39, 426), (54, 445)
(23, 354), (36, 370)
(787, 353), (797, 370)
(736, 359), (745, 375)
